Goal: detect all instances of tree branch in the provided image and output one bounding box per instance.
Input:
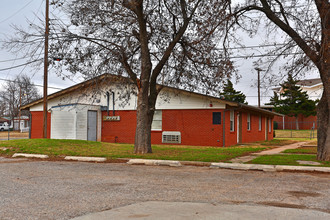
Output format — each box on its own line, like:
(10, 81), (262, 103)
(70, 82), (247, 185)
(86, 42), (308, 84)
(259, 0), (319, 65)
(274, 0), (290, 26)
(232, 0), (320, 68)
(121, 53), (137, 84)
(150, 0), (202, 84)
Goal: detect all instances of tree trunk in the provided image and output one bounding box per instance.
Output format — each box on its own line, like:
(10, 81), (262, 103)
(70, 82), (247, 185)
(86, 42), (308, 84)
(134, 88), (153, 154)
(317, 91), (330, 161)
(295, 117), (299, 130)
(316, 0), (330, 161)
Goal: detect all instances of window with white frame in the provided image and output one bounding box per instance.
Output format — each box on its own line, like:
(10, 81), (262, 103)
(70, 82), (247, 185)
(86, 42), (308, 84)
(259, 115), (262, 131)
(247, 113), (251, 131)
(230, 110), (234, 132)
(151, 110), (162, 130)
(269, 118), (272, 132)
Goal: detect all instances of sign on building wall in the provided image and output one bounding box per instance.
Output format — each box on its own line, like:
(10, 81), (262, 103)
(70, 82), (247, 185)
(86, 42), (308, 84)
(103, 116), (121, 121)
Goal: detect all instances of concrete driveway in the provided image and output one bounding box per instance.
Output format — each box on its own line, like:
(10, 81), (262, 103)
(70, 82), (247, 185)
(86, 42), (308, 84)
(0, 159), (329, 220)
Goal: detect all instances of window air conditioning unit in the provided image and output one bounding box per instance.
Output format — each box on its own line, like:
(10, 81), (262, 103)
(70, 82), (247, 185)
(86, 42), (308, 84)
(162, 131), (181, 144)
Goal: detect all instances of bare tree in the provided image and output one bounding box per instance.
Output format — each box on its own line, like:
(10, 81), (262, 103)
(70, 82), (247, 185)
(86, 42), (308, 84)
(5, 0), (234, 153)
(0, 75), (41, 119)
(224, 0), (329, 161)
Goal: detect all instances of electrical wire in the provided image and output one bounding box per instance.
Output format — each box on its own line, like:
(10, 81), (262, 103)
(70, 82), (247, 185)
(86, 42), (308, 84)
(16, 0), (45, 80)
(0, 77), (62, 90)
(0, 0), (35, 24)
(0, 57), (31, 63)
(0, 59), (42, 71)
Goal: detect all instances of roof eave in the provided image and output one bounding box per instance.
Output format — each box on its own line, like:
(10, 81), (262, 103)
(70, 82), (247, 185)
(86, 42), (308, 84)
(238, 103), (283, 117)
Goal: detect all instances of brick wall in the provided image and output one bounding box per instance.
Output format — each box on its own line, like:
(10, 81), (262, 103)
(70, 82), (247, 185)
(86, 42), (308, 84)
(241, 112), (267, 143)
(31, 111), (51, 138)
(267, 118), (274, 140)
(31, 109), (273, 146)
(101, 109), (273, 147)
(101, 109), (224, 147)
(101, 110), (136, 143)
(224, 110), (237, 147)
(162, 109), (223, 147)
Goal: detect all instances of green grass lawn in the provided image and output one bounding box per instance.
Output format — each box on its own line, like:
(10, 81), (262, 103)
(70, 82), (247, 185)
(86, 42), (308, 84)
(283, 146), (317, 154)
(258, 139), (300, 146)
(248, 142), (330, 167)
(247, 154), (330, 167)
(0, 139), (268, 162)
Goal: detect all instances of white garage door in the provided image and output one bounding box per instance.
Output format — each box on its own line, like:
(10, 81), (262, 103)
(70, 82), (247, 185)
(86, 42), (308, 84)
(51, 111), (76, 139)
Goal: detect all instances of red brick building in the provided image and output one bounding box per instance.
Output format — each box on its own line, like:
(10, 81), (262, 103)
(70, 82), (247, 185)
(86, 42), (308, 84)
(273, 114), (317, 130)
(22, 74), (278, 147)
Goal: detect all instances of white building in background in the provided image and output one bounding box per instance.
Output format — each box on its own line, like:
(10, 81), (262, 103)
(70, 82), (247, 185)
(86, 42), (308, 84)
(13, 116), (30, 132)
(273, 78), (323, 101)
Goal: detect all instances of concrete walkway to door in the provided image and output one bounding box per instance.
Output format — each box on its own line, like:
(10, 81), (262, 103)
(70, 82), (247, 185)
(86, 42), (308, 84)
(230, 142), (309, 163)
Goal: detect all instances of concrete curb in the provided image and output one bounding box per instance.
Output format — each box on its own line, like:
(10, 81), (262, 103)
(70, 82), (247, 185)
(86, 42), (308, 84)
(64, 156), (107, 162)
(10, 153), (330, 173)
(180, 161), (212, 167)
(211, 162), (330, 173)
(12, 153), (49, 159)
(127, 159), (182, 167)
(210, 162), (277, 172)
(275, 165), (330, 173)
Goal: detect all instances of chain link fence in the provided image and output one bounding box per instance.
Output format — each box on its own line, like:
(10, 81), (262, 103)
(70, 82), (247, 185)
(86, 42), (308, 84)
(0, 117), (30, 140)
(274, 121), (317, 139)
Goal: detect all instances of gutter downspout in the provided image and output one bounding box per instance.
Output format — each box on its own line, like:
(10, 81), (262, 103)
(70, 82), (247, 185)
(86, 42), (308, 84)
(106, 91), (116, 116)
(112, 91), (115, 116)
(106, 92), (110, 116)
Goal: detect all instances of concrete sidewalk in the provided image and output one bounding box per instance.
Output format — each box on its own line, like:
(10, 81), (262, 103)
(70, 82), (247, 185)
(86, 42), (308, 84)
(253, 142), (309, 155)
(230, 141), (308, 163)
(71, 201), (330, 220)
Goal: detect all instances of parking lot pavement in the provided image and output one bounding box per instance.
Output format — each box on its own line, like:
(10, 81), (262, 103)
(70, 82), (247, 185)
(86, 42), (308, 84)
(0, 160), (329, 220)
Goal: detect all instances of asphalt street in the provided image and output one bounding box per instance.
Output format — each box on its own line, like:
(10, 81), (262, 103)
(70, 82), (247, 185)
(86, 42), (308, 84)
(0, 159), (329, 220)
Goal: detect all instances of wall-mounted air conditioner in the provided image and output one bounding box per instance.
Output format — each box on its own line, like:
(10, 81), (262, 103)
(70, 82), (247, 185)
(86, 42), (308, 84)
(162, 131), (181, 144)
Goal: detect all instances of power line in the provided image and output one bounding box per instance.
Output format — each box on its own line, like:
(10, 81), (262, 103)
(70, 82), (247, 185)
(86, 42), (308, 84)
(0, 59), (42, 71)
(0, 77), (62, 90)
(216, 44), (288, 50)
(228, 53), (304, 59)
(0, 0), (35, 24)
(0, 57), (32, 63)
(15, 0), (45, 80)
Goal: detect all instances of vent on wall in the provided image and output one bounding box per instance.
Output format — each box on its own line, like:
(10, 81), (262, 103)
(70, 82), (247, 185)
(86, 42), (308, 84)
(162, 131), (181, 144)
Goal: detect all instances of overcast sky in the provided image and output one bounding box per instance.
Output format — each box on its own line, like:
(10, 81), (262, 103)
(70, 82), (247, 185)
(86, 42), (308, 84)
(0, 0), (320, 105)
(0, 0), (78, 95)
